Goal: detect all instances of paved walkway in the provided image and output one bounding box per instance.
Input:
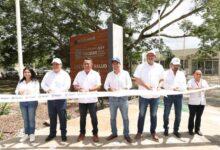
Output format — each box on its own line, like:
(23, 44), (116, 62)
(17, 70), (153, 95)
(0, 100), (220, 150)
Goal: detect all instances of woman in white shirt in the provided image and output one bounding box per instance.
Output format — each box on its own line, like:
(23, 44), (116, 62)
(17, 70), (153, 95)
(15, 67), (39, 142)
(187, 69), (209, 136)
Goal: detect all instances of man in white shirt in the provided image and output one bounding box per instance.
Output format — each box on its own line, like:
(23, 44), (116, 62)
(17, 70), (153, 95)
(133, 50), (164, 141)
(41, 58), (71, 142)
(187, 69), (209, 136)
(104, 57), (132, 143)
(162, 57), (187, 138)
(73, 58), (101, 142)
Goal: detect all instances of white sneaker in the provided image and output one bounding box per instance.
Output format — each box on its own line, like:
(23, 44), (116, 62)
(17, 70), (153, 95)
(30, 134), (35, 142)
(20, 134), (29, 142)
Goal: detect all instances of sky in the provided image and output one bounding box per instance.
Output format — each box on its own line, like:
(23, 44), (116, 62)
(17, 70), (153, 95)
(153, 0), (203, 50)
(98, 0), (204, 51)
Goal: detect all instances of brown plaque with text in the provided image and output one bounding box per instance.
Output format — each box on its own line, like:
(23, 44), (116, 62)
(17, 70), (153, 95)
(70, 29), (109, 86)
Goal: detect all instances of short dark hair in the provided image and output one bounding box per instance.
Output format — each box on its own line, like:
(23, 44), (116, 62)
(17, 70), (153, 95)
(84, 57), (93, 63)
(20, 67), (38, 83)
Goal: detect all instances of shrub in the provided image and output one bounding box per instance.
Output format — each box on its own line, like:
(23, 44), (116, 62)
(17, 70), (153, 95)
(0, 103), (10, 115)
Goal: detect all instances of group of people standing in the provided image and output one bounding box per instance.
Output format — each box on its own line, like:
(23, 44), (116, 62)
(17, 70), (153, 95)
(15, 50), (209, 143)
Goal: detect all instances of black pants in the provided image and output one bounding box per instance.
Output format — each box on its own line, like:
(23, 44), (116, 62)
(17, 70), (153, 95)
(79, 103), (98, 135)
(188, 104), (205, 132)
(48, 100), (67, 137)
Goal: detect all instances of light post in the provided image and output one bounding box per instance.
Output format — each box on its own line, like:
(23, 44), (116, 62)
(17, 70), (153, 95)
(15, 0), (24, 79)
(158, 9), (161, 64)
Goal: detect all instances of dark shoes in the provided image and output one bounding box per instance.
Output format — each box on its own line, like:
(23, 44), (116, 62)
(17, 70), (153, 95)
(45, 135), (56, 142)
(151, 133), (159, 141)
(77, 133), (99, 142)
(61, 136), (67, 142)
(189, 131), (194, 136)
(195, 131), (203, 136)
(92, 134), (99, 142)
(124, 136), (132, 143)
(164, 130), (169, 136)
(173, 132), (181, 138)
(106, 134), (118, 141)
(106, 134), (132, 143)
(77, 133), (85, 142)
(134, 133), (142, 140)
(135, 132), (159, 141)
(45, 135), (67, 142)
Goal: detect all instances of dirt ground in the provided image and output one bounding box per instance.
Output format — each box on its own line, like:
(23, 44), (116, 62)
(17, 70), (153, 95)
(0, 102), (79, 141)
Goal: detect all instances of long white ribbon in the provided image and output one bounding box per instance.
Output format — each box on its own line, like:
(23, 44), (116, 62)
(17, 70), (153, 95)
(0, 85), (219, 103)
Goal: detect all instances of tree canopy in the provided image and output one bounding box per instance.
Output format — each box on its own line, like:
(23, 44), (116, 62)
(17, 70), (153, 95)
(0, 0), (217, 70)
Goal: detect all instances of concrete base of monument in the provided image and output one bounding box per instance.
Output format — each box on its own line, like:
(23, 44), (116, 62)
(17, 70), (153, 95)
(0, 99), (220, 150)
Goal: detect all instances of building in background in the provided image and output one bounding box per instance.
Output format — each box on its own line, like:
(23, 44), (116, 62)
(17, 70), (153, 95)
(156, 48), (220, 76)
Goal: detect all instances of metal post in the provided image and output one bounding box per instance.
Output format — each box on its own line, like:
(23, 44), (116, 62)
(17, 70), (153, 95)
(158, 9), (161, 64)
(15, 0), (24, 79)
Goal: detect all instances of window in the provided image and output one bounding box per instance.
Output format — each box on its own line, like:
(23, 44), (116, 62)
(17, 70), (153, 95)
(192, 59), (219, 75)
(181, 59), (188, 69)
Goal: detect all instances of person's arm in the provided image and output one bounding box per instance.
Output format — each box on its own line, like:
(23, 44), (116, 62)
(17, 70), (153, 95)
(133, 64), (152, 90)
(203, 80), (209, 88)
(178, 73), (187, 91)
(15, 82), (23, 95)
(89, 85), (101, 91)
(64, 72), (71, 91)
(104, 73), (111, 91)
(187, 79), (193, 90)
(158, 66), (165, 89)
(158, 79), (164, 89)
(134, 77), (152, 90)
(73, 73), (82, 91)
(35, 81), (40, 94)
(126, 72), (132, 89)
(41, 72), (51, 93)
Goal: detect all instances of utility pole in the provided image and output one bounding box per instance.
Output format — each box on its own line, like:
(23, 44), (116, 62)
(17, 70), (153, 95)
(15, 0), (24, 79)
(158, 9), (161, 64)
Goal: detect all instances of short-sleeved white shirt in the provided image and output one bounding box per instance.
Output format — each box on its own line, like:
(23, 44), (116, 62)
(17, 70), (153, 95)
(187, 78), (209, 105)
(133, 62), (164, 98)
(15, 80), (40, 95)
(73, 70), (101, 103)
(163, 69), (187, 91)
(41, 70), (71, 93)
(104, 70), (132, 91)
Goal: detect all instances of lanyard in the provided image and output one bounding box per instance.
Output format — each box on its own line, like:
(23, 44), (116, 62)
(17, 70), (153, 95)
(195, 81), (200, 88)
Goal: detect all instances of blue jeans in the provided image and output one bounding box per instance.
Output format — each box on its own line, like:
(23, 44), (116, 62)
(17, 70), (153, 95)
(163, 95), (183, 132)
(137, 97), (159, 134)
(109, 97), (129, 137)
(20, 101), (38, 135)
(48, 99), (67, 137)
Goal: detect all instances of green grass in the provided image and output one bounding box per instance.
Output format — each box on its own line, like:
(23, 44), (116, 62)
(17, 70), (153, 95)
(0, 103), (11, 115)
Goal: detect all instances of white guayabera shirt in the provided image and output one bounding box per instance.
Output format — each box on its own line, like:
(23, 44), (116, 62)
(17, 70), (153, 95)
(163, 69), (187, 91)
(134, 62), (164, 99)
(73, 70), (101, 103)
(104, 70), (132, 91)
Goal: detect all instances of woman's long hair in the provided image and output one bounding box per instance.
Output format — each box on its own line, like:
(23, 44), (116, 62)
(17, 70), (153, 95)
(19, 67), (38, 83)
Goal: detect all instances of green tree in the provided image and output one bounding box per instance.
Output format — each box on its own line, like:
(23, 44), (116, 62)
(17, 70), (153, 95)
(177, 0), (220, 59)
(195, 0), (220, 58)
(0, 0), (206, 70)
